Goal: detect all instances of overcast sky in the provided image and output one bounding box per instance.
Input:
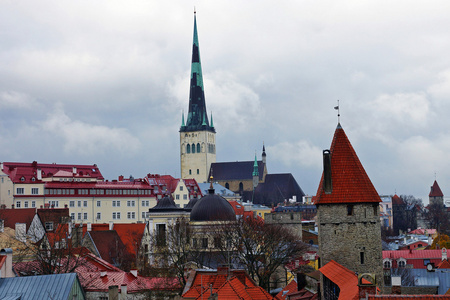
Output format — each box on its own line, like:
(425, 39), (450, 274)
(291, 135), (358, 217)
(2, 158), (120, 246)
(2, 1), (450, 204)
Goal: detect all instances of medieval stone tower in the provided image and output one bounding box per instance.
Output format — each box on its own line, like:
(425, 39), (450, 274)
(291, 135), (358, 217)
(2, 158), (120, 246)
(180, 12), (216, 183)
(314, 123), (383, 288)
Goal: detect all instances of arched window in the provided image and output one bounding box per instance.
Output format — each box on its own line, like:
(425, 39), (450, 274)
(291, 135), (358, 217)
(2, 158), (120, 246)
(383, 260), (391, 269)
(192, 143), (196, 153)
(186, 144), (191, 154)
(197, 143), (201, 153)
(397, 258), (406, 268)
(239, 182), (243, 192)
(225, 183), (229, 189)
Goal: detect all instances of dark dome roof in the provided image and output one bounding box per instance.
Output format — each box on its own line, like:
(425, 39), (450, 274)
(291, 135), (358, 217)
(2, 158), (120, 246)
(190, 188), (236, 222)
(185, 197), (199, 209)
(151, 195), (177, 209)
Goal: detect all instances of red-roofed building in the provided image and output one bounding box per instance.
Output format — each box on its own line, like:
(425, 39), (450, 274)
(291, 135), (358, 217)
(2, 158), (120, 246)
(319, 260), (376, 300)
(181, 267), (273, 299)
(313, 124), (383, 291)
(14, 252), (181, 298)
(429, 180), (444, 205)
(368, 295), (450, 299)
(383, 249), (450, 269)
(0, 161), (202, 225)
(275, 279), (318, 300)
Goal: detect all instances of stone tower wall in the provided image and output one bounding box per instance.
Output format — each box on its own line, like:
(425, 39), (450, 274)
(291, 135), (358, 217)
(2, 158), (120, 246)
(317, 202), (383, 286)
(180, 130), (216, 183)
(265, 212), (302, 239)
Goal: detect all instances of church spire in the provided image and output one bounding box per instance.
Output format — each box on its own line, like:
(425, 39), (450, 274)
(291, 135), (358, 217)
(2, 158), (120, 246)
(181, 11), (215, 133)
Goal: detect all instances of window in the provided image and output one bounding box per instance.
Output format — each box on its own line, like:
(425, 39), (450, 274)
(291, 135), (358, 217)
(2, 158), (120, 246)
(16, 188), (24, 195)
(45, 222), (53, 231)
(70, 213), (75, 220)
(202, 238), (208, 249)
(360, 252), (365, 264)
(31, 201), (35, 208)
(186, 144), (190, 153)
(142, 212), (147, 219)
(15, 201), (21, 208)
(180, 186), (183, 191)
(83, 201), (87, 207)
(183, 194), (187, 200)
(197, 169), (199, 175)
(116, 200), (121, 207)
(189, 169), (192, 175)
(24, 201), (29, 208)
(225, 183), (229, 189)
(112, 212), (121, 220)
(127, 200), (135, 207)
(97, 201), (101, 207)
(156, 224), (166, 246)
(142, 200), (149, 207)
(78, 201), (81, 207)
(373, 204), (378, 216)
(78, 213), (82, 220)
(70, 201), (75, 207)
(96, 212), (101, 220)
(31, 188), (38, 195)
(347, 205), (354, 216)
(83, 213), (88, 220)
(176, 195), (180, 200)
(197, 143), (201, 153)
(49, 200), (59, 208)
(384, 260), (391, 269)
(192, 143), (196, 153)
(127, 212), (136, 219)
(398, 259), (406, 268)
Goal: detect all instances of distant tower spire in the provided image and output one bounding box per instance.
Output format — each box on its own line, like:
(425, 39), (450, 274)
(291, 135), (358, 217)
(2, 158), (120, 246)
(180, 10), (214, 133)
(210, 112), (214, 128)
(262, 142), (266, 164)
(181, 111), (185, 127)
(252, 153), (259, 189)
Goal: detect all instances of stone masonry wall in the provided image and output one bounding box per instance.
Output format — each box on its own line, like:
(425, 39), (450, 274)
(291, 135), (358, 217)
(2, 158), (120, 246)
(265, 212), (302, 239)
(318, 203), (383, 287)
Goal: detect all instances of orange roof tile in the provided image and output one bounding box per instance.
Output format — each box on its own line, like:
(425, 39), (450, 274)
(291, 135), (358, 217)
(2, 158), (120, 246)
(314, 124), (380, 205)
(319, 260), (361, 300)
(430, 180), (444, 197)
(369, 296), (450, 299)
(437, 259), (450, 269)
(113, 223), (146, 257)
(275, 279), (298, 300)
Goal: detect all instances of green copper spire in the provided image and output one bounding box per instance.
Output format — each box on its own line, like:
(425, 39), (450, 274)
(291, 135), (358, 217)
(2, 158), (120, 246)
(252, 153), (259, 177)
(181, 111), (185, 127)
(210, 112), (214, 128)
(180, 11), (215, 133)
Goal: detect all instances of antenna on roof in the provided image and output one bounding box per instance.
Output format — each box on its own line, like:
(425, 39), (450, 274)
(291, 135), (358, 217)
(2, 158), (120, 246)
(334, 100), (340, 123)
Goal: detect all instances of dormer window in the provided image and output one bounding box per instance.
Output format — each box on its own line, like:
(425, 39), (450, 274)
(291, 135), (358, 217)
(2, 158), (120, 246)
(20, 177), (25, 182)
(31, 177), (36, 182)
(383, 258), (392, 269)
(45, 222), (54, 231)
(397, 258), (407, 268)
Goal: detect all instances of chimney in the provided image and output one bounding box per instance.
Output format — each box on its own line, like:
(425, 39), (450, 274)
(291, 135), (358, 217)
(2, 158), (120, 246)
(100, 270), (107, 277)
(87, 222), (92, 232)
(72, 167), (77, 174)
(0, 162), (3, 170)
(109, 221), (114, 231)
(0, 248), (13, 278)
(121, 284), (128, 296)
(130, 269), (138, 277)
(118, 175), (124, 182)
(37, 169), (42, 180)
(391, 276), (401, 294)
(108, 285), (118, 300)
(443, 249), (447, 261)
(323, 150), (332, 194)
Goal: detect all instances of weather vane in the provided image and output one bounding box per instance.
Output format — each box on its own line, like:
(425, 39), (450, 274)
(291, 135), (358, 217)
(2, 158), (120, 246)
(334, 100), (340, 123)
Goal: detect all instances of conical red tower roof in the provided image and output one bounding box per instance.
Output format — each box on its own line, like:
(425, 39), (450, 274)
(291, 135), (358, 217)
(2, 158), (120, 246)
(429, 180), (444, 197)
(314, 124), (380, 204)
(391, 194), (404, 205)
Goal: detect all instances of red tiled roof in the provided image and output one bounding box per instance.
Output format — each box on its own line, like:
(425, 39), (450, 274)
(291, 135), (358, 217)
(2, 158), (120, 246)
(0, 208), (36, 230)
(409, 228), (436, 235)
(275, 279), (298, 300)
(383, 249), (450, 260)
(429, 180), (444, 197)
(113, 223), (146, 257)
(391, 194), (404, 205)
(369, 296), (450, 299)
(437, 259), (450, 269)
(37, 208), (70, 230)
(229, 201), (245, 216)
(2, 162), (103, 183)
(319, 260), (372, 300)
(86, 231), (128, 264)
(313, 124), (380, 205)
